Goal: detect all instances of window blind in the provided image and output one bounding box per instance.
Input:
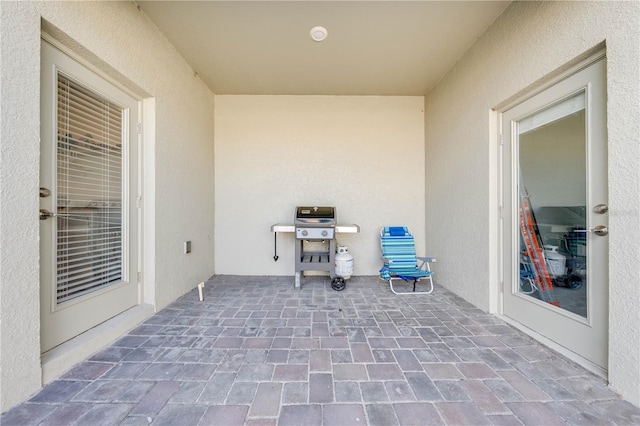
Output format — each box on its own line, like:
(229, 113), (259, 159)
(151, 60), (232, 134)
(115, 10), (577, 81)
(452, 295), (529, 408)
(518, 91), (585, 135)
(56, 72), (124, 304)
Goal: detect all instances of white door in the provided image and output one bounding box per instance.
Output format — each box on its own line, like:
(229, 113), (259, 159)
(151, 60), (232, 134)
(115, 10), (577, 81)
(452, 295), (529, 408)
(40, 41), (140, 352)
(501, 57), (608, 370)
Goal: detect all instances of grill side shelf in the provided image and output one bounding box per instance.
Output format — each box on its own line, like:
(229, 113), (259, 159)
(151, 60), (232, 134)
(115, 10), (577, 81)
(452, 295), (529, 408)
(270, 224), (360, 233)
(271, 224), (295, 233)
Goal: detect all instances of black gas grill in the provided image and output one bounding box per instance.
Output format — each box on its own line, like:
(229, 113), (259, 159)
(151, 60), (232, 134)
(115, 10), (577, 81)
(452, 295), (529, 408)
(270, 206), (360, 289)
(294, 206), (336, 287)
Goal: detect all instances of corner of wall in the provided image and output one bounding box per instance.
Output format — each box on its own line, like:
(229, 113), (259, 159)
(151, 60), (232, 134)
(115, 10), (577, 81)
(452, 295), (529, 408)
(0, 2), (44, 413)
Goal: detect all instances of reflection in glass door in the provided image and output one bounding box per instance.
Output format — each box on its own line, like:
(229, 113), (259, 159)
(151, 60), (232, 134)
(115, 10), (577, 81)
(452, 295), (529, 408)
(517, 92), (588, 318)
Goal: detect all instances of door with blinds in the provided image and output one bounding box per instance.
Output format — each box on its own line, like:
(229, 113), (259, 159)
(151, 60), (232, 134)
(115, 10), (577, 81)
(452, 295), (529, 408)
(40, 41), (140, 352)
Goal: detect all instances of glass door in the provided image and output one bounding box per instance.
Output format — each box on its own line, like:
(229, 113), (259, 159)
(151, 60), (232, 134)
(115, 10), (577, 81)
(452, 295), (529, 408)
(501, 57), (608, 370)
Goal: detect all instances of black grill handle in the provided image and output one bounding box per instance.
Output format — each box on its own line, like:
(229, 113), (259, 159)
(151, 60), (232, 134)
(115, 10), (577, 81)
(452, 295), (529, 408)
(273, 232), (279, 261)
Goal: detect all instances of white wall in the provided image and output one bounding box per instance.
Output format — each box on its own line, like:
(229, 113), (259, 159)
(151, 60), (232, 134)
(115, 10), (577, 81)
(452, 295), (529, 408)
(214, 96), (425, 277)
(424, 1), (640, 406)
(0, 1), (215, 411)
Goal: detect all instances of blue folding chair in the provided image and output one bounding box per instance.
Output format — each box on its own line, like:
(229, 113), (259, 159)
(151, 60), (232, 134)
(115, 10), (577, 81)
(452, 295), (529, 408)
(379, 227), (436, 295)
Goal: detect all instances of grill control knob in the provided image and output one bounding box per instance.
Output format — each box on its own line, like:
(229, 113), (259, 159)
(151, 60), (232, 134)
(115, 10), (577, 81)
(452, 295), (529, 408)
(302, 230), (308, 237)
(322, 230), (328, 237)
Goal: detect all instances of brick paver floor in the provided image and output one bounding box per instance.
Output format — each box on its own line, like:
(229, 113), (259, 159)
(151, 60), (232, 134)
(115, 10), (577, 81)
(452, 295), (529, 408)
(2, 275), (640, 425)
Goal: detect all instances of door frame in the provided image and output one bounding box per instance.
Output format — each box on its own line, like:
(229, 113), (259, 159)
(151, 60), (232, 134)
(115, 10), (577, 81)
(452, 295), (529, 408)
(496, 50), (608, 378)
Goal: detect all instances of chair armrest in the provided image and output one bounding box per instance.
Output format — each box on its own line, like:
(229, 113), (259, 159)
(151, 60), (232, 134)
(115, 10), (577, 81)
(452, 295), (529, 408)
(416, 256), (435, 272)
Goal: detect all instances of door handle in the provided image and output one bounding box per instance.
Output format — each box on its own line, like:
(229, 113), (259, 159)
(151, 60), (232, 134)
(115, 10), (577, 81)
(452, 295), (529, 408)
(573, 225), (608, 236)
(39, 209), (56, 220)
(593, 204), (608, 214)
(592, 225), (608, 236)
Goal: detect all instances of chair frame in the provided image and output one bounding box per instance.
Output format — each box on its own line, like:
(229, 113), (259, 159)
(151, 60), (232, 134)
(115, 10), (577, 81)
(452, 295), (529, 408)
(379, 227), (436, 295)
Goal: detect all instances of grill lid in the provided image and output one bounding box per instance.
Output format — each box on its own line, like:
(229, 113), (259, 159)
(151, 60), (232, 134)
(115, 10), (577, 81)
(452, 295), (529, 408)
(296, 206), (335, 219)
(295, 206), (336, 227)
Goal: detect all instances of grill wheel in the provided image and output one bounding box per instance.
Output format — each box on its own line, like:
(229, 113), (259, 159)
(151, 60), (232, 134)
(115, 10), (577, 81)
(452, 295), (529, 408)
(331, 277), (346, 291)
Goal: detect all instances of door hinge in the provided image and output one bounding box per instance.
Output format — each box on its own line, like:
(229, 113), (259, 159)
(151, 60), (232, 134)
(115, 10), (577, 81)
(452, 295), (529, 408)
(499, 206), (504, 219)
(500, 281), (504, 294)
(137, 272), (142, 284)
(136, 195), (142, 208)
(499, 133), (504, 146)
(136, 122), (142, 134)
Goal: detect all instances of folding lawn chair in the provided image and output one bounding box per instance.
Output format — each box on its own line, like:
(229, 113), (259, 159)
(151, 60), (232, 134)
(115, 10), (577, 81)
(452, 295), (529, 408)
(379, 226), (436, 295)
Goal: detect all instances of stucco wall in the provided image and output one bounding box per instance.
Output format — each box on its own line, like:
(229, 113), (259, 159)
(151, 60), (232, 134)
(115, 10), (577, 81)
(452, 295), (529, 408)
(424, 0), (640, 406)
(0, 1), (215, 411)
(214, 96), (425, 277)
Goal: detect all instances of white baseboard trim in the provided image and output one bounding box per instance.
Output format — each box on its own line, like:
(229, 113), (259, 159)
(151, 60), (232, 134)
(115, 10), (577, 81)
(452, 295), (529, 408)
(41, 304), (155, 384)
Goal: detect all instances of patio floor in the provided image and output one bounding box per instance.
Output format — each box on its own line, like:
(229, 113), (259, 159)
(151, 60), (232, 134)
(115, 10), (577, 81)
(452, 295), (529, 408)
(2, 275), (640, 425)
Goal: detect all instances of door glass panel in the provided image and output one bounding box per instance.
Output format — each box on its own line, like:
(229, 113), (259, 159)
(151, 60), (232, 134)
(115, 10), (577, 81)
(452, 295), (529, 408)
(56, 73), (124, 304)
(517, 91), (587, 318)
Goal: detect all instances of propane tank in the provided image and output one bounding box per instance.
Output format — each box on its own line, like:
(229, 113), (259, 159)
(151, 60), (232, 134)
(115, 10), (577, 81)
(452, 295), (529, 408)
(335, 245), (354, 279)
(544, 245), (566, 278)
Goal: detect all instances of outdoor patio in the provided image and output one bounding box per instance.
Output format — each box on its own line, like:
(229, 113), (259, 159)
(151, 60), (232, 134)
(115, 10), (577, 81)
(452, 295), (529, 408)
(2, 275), (639, 425)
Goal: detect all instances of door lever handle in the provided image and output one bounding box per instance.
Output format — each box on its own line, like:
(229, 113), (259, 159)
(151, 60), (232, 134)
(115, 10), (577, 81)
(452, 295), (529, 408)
(593, 204), (608, 214)
(573, 225), (608, 236)
(39, 209), (56, 220)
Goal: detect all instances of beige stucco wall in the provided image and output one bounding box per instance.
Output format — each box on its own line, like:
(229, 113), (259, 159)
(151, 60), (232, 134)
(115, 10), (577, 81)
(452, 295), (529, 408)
(214, 95), (425, 277)
(424, 0), (640, 406)
(0, 1), (215, 411)
(2, 0), (639, 413)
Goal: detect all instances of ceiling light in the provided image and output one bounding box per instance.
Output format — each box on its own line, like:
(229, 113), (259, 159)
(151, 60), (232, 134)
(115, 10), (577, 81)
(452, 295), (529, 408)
(310, 26), (328, 42)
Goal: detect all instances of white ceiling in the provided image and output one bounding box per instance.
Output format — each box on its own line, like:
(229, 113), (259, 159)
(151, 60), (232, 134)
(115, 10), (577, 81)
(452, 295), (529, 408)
(137, 1), (511, 96)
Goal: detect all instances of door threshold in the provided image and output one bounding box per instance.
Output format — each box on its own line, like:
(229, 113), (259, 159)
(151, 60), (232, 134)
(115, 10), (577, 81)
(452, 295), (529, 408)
(498, 314), (608, 380)
(41, 304), (154, 384)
